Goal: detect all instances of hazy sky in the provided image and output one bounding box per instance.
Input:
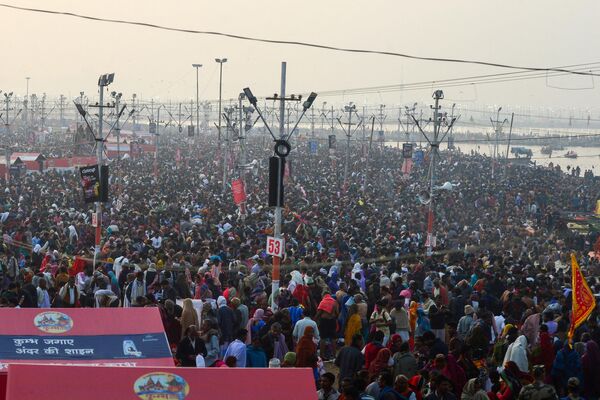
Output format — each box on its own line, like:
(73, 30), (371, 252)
(2, 0), (600, 111)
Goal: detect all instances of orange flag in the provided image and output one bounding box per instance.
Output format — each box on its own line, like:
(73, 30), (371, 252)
(568, 253), (596, 343)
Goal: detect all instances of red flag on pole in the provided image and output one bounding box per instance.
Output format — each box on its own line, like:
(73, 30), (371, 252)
(568, 253), (596, 343)
(402, 159), (413, 175)
(232, 179), (247, 205)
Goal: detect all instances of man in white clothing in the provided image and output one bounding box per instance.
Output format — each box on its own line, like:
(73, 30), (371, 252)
(224, 329), (248, 368)
(293, 315), (320, 344)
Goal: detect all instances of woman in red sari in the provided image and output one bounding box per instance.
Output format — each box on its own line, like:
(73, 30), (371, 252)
(368, 348), (392, 381)
(531, 324), (555, 383)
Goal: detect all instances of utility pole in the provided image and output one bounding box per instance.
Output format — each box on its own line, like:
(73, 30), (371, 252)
(238, 94), (246, 187)
(131, 94), (137, 135)
(310, 106), (315, 137)
(273, 62), (286, 311)
(78, 92), (85, 131)
(25, 77), (29, 137)
(505, 113), (514, 159)
(215, 58), (228, 191)
(192, 64), (202, 145)
(338, 103), (362, 189)
(111, 92), (123, 163)
(154, 105), (161, 178)
(40, 94), (46, 131)
(320, 102), (327, 131)
(411, 90), (456, 257)
(243, 65), (317, 312)
(222, 106), (235, 193)
(377, 104), (386, 148)
(88, 73), (115, 266)
(59, 95), (66, 127)
(363, 116), (375, 192)
(448, 103), (456, 149)
(490, 106), (507, 178)
(3, 92), (12, 136)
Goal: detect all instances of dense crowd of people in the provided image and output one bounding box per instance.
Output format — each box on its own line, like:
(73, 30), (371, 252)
(1, 127), (600, 400)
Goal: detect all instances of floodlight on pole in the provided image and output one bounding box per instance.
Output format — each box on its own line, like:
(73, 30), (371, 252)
(243, 87), (276, 140)
(243, 88), (257, 106)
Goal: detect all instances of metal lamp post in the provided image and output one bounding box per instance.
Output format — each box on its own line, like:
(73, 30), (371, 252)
(243, 63), (317, 311)
(215, 58), (227, 192)
(192, 64), (202, 143)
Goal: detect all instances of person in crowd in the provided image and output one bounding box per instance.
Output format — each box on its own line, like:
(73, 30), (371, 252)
(246, 336), (268, 368)
(224, 329), (248, 368)
(175, 325), (207, 367)
(461, 377), (489, 400)
(517, 365), (558, 400)
(394, 341), (419, 380)
(180, 298), (199, 338)
(217, 295), (235, 356)
(335, 333), (365, 383)
(199, 319), (220, 367)
(346, 304), (363, 346)
(318, 372), (341, 400)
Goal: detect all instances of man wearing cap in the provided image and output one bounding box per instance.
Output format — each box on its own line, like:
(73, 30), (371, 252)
(518, 365), (558, 400)
(457, 305), (475, 340)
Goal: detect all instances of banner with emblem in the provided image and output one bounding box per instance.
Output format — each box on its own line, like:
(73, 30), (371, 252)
(6, 364), (318, 400)
(568, 253), (596, 343)
(0, 308), (173, 373)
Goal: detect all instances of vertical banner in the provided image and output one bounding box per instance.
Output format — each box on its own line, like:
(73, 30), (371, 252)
(328, 135), (336, 149)
(309, 140), (318, 155)
(402, 159), (413, 175)
(402, 143), (413, 159)
(232, 179), (247, 205)
(414, 149), (424, 166)
(80, 165), (100, 204)
(284, 159), (292, 182)
(175, 148), (181, 167)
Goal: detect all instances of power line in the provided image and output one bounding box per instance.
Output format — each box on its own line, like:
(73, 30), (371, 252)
(1, 2), (600, 77)
(317, 65), (600, 97)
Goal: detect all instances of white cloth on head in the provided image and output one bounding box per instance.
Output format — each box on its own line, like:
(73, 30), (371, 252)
(503, 335), (528, 373)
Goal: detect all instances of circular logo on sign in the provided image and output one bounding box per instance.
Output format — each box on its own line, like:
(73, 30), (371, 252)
(33, 311), (73, 333)
(134, 372), (190, 400)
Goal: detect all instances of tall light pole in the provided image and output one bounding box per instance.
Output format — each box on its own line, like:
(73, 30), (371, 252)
(4, 92), (13, 136)
(215, 58), (227, 191)
(411, 90), (456, 256)
(243, 63), (317, 311)
(131, 93), (137, 135)
(88, 73), (115, 266)
(338, 103), (361, 189)
(192, 64), (202, 143)
(111, 91), (123, 162)
(25, 77), (30, 136)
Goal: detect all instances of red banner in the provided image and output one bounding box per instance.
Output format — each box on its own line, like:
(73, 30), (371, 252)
(232, 179), (247, 205)
(569, 254), (596, 342)
(6, 364), (317, 400)
(402, 159), (413, 175)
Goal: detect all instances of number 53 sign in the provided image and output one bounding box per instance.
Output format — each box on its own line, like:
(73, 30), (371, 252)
(266, 236), (285, 258)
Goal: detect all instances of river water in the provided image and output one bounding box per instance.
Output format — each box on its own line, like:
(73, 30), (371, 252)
(385, 141), (600, 173)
